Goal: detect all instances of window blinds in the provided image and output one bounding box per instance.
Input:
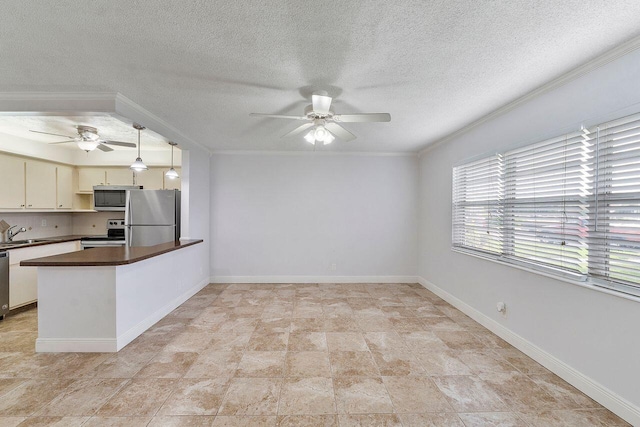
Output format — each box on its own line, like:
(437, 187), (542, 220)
(452, 155), (503, 254)
(503, 131), (592, 275)
(590, 113), (640, 288)
(451, 111), (640, 296)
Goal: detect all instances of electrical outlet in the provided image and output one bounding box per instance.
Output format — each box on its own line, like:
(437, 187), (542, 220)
(330, 263), (337, 271)
(41, 219), (47, 227)
(496, 301), (507, 317)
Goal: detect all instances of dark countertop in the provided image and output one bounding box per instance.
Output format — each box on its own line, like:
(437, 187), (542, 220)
(0, 235), (89, 250)
(20, 239), (203, 267)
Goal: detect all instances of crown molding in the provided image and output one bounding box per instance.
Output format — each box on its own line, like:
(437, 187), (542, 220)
(211, 149), (418, 157)
(418, 34), (640, 157)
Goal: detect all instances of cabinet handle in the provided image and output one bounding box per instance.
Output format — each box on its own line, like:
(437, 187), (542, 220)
(28, 204), (32, 207)
(59, 204), (62, 207)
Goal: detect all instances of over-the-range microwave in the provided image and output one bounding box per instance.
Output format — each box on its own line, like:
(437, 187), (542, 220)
(93, 185), (142, 211)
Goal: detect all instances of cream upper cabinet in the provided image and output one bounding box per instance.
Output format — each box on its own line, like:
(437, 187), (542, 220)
(135, 168), (164, 190)
(78, 168), (106, 192)
(164, 168), (181, 190)
(25, 160), (56, 209)
(105, 167), (134, 186)
(0, 153), (25, 209)
(56, 165), (73, 209)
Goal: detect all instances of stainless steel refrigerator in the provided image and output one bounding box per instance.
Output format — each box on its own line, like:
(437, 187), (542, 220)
(125, 189), (181, 247)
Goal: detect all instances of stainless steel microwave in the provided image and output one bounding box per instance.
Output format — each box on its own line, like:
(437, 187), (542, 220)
(93, 186), (142, 211)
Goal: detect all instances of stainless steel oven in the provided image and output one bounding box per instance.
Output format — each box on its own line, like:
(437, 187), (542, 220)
(81, 219), (126, 250)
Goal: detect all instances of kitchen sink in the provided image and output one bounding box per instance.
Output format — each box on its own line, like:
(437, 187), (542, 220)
(0, 239), (54, 248)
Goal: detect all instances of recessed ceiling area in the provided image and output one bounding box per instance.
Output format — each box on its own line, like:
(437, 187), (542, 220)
(0, 115), (171, 151)
(1, 2), (640, 152)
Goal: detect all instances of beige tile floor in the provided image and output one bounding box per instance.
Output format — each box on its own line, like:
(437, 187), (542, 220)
(0, 283), (630, 426)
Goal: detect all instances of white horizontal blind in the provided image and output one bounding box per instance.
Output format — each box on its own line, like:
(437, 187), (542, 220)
(452, 155), (503, 254)
(591, 113), (640, 289)
(502, 131), (592, 275)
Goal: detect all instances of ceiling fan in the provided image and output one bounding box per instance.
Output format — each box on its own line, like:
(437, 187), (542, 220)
(250, 91), (391, 145)
(29, 125), (137, 152)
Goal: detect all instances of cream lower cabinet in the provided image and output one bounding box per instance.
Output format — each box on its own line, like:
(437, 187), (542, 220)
(8, 241), (80, 309)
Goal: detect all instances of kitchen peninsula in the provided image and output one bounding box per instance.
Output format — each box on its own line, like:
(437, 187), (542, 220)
(21, 239), (203, 352)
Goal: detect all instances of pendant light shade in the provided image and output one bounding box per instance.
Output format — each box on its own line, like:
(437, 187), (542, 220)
(130, 123), (148, 172)
(165, 142), (179, 179)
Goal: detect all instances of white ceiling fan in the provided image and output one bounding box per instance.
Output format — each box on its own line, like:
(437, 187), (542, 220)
(29, 125), (137, 152)
(250, 91), (391, 145)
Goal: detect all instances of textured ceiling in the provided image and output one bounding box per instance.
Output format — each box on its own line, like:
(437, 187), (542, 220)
(1, 1), (640, 152)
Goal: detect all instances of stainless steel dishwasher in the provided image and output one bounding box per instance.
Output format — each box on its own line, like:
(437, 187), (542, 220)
(0, 251), (8, 320)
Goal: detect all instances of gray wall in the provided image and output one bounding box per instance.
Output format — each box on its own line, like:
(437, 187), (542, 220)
(418, 48), (640, 412)
(210, 153), (418, 280)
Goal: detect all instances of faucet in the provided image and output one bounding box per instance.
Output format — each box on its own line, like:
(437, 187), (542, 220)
(7, 225), (26, 242)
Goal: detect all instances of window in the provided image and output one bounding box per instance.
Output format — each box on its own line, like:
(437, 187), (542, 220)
(452, 155), (503, 255)
(502, 131), (591, 276)
(452, 112), (640, 297)
(590, 113), (640, 293)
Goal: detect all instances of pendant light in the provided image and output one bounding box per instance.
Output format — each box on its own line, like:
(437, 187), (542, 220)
(165, 142), (179, 179)
(130, 123), (148, 172)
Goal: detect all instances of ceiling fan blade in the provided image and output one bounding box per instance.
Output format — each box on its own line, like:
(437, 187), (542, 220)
(47, 140), (75, 144)
(282, 123), (314, 138)
(312, 94), (332, 115)
(325, 123), (356, 142)
(30, 130), (77, 139)
(250, 113), (308, 120)
(332, 113), (391, 123)
(101, 140), (137, 148)
(97, 143), (114, 152)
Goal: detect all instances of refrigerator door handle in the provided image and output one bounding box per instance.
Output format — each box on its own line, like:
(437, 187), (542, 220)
(125, 191), (132, 225)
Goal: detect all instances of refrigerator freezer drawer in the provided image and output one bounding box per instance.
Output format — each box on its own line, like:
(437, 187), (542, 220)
(127, 225), (177, 247)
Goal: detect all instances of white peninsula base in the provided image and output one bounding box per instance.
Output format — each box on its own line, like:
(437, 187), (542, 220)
(31, 241), (206, 352)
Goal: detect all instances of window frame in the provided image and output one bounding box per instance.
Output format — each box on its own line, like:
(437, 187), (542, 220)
(451, 113), (640, 300)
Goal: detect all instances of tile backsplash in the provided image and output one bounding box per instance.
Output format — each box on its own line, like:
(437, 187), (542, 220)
(0, 211), (125, 241)
(0, 212), (73, 240)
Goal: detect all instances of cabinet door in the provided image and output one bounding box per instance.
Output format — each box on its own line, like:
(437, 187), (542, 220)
(78, 168), (106, 192)
(135, 168), (164, 190)
(25, 160), (56, 209)
(105, 168), (134, 186)
(0, 153), (26, 209)
(9, 265), (37, 309)
(56, 165), (73, 209)
(8, 241), (81, 309)
(164, 168), (181, 190)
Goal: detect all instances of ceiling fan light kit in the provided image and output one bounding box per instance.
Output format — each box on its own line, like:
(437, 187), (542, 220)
(29, 125), (137, 152)
(250, 90), (390, 145)
(130, 123), (148, 172)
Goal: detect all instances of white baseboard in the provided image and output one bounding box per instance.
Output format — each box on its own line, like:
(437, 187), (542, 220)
(36, 338), (117, 353)
(116, 277), (210, 350)
(210, 275), (419, 284)
(417, 276), (640, 426)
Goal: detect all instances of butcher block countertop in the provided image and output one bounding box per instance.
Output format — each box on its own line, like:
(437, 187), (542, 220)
(20, 239), (203, 267)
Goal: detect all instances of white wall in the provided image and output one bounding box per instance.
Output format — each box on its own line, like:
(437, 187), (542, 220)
(418, 47), (640, 421)
(210, 153), (418, 281)
(181, 144), (211, 269)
